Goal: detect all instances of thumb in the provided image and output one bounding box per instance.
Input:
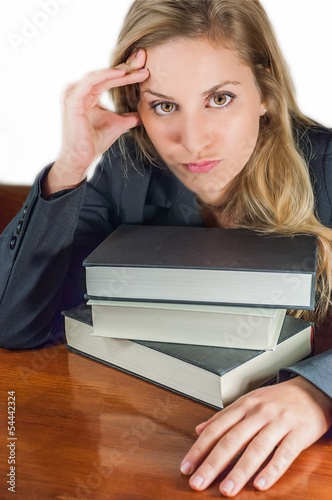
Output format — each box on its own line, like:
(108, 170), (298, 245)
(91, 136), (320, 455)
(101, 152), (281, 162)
(118, 112), (142, 134)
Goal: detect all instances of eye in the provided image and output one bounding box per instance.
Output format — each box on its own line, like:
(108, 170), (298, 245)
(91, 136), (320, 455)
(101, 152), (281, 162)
(151, 101), (176, 115)
(208, 92), (235, 108)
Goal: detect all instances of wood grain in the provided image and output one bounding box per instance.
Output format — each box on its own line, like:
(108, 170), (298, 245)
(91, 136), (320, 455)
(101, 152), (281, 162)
(0, 184), (30, 232)
(0, 345), (331, 500)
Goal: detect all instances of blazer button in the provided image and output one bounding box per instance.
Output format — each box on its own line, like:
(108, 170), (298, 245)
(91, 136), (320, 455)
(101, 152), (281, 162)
(16, 220), (23, 234)
(22, 205), (28, 218)
(10, 236), (17, 250)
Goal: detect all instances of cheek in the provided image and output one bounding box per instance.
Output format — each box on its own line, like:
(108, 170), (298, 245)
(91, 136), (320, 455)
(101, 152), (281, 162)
(225, 113), (260, 162)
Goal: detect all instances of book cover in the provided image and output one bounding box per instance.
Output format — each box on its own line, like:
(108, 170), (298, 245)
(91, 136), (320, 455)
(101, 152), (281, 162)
(64, 304), (313, 409)
(83, 225), (317, 309)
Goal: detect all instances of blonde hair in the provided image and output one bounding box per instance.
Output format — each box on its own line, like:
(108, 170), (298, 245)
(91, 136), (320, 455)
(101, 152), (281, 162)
(110, 0), (332, 323)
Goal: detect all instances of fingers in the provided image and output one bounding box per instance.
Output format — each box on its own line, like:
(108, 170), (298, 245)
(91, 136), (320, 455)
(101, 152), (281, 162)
(180, 404), (248, 481)
(181, 392), (297, 494)
(80, 49), (148, 98)
(49, 50), (148, 194)
(181, 378), (332, 496)
(62, 50), (148, 116)
(217, 423), (294, 496)
(183, 418), (293, 497)
(115, 48), (147, 72)
(253, 433), (301, 492)
(195, 410), (223, 435)
(183, 413), (267, 491)
(64, 66), (149, 115)
(89, 108), (142, 137)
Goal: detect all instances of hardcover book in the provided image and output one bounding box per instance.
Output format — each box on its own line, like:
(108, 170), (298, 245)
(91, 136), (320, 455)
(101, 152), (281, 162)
(64, 304), (313, 409)
(83, 225), (317, 309)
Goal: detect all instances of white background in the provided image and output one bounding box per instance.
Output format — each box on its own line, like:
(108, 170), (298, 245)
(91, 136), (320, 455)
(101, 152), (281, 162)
(1, 0), (331, 185)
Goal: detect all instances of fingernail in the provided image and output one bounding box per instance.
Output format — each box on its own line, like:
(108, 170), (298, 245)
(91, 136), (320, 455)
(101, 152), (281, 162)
(255, 477), (266, 490)
(220, 479), (235, 495)
(180, 460), (193, 475)
(190, 474), (204, 489)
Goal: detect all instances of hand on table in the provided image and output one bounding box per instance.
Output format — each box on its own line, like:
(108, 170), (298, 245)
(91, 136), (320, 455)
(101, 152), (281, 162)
(181, 376), (332, 496)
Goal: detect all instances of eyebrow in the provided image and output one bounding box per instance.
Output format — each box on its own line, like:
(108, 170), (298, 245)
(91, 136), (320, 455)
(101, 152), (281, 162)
(142, 80), (241, 101)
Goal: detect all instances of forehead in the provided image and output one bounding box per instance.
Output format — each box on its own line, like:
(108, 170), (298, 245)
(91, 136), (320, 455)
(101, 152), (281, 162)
(140, 38), (254, 93)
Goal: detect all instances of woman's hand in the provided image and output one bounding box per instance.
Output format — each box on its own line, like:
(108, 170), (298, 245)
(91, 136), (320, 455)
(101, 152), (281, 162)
(43, 49), (149, 197)
(180, 376), (332, 496)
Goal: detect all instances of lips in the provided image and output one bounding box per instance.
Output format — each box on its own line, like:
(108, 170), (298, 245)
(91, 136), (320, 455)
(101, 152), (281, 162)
(182, 160), (220, 173)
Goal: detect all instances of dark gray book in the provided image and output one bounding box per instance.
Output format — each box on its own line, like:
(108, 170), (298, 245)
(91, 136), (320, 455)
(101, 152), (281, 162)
(64, 304), (313, 409)
(83, 225), (317, 309)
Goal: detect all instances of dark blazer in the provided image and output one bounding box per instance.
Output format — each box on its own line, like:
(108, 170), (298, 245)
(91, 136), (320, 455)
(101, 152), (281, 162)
(0, 125), (331, 397)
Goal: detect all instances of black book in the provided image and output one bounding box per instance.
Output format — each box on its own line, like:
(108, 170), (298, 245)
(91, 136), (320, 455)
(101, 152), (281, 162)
(83, 225), (317, 309)
(64, 304), (313, 409)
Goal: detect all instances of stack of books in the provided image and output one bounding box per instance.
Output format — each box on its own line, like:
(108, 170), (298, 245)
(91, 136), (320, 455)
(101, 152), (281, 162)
(64, 225), (317, 409)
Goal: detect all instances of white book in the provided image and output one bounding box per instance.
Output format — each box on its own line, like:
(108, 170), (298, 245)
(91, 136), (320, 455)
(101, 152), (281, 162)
(89, 300), (286, 350)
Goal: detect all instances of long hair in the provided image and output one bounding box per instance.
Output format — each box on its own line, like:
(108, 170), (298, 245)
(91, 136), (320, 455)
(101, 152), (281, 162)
(109, 0), (332, 324)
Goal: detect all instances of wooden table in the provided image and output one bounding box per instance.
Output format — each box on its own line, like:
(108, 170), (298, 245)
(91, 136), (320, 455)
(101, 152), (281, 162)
(0, 184), (31, 233)
(0, 344), (331, 500)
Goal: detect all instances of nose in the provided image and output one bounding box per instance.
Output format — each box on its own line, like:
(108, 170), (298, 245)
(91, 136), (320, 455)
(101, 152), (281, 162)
(177, 112), (213, 155)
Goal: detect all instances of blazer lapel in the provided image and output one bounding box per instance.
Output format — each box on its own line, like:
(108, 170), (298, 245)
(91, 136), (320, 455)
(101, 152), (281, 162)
(144, 169), (205, 227)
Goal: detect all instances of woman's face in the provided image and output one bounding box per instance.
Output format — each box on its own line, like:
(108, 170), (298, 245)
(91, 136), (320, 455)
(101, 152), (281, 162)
(138, 38), (266, 205)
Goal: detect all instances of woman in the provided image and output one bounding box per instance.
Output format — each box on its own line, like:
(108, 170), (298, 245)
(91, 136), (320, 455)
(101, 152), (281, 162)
(0, 0), (331, 495)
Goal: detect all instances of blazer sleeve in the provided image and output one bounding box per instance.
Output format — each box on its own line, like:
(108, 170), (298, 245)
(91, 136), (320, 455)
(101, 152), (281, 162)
(278, 349), (332, 399)
(0, 139), (153, 350)
(0, 166), (88, 349)
(0, 154), (125, 349)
